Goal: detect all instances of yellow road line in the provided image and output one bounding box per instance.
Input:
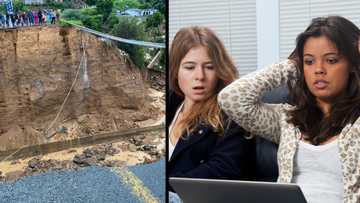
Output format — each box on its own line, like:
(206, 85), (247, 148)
(112, 167), (159, 203)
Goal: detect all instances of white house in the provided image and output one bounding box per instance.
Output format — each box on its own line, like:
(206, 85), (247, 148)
(141, 8), (157, 16)
(124, 8), (142, 16)
(170, 0), (360, 76)
(24, 0), (44, 5)
(118, 8), (158, 17)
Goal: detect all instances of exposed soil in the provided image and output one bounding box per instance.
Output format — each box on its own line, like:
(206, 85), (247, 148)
(0, 26), (163, 149)
(0, 128), (165, 182)
(0, 26), (165, 181)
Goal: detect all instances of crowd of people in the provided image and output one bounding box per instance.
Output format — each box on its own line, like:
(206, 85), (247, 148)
(0, 9), (60, 28)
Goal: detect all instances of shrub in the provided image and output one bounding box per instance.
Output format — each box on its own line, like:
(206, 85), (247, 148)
(82, 14), (102, 31)
(84, 0), (97, 6)
(145, 11), (163, 29)
(81, 7), (98, 16)
(14, 0), (28, 13)
(61, 9), (84, 21)
(102, 13), (119, 32)
(96, 0), (113, 22)
(113, 0), (141, 11)
(111, 16), (146, 68)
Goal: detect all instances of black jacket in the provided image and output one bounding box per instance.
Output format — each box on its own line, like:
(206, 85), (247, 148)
(168, 92), (256, 191)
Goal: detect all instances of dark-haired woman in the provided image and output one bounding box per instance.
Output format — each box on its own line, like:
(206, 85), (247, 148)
(219, 16), (360, 203)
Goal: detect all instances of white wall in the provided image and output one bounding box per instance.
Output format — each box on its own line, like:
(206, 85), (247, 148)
(279, 0), (360, 60)
(169, 0), (360, 74)
(169, 0), (257, 76)
(256, 0), (279, 69)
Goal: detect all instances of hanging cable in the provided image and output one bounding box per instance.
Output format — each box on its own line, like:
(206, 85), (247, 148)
(0, 33), (90, 162)
(44, 35), (88, 139)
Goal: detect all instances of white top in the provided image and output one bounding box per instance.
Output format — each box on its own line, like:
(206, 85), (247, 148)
(292, 139), (343, 203)
(168, 138), (175, 161)
(168, 102), (184, 161)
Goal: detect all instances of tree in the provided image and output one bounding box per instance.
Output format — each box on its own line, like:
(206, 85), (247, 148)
(84, 0), (97, 6)
(141, 0), (165, 14)
(81, 7), (98, 16)
(111, 17), (146, 68)
(0, 3), (6, 13)
(113, 0), (141, 11)
(145, 11), (163, 29)
(96, 0), (113, 22)
(153, 0), (165, 15)
(102, 13), (119, 32)
(13, 0), (27, 13)
(61, 9), (84, 21)
(82, 15), (102, 31)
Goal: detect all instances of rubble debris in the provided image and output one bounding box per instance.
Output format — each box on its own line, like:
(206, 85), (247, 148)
(0, 130), (164, 182)
(129, 137), (143, 146)
(73, 154), (97, 167)
(144, 157), (154, 164)
(138, 144), (156, 151)
(72, 143), (120, 167)
(149, 72), (165, 92)
(25, 157), (74, 176)
(0, 26), (164, 151)
(0, 26), (165, 184)
(128, 144), (137, 152)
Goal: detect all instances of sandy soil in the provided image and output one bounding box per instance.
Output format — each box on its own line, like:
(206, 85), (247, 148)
(0, 142), (153, 174)
(0, 88), (165, 180)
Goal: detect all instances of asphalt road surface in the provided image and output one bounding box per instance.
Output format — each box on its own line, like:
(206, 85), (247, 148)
(0, 159), (165, 203)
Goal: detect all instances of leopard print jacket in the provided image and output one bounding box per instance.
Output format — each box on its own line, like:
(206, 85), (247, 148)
(218, 60), (360, 203)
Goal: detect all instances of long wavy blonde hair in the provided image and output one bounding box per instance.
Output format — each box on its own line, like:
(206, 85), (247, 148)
(169, 26), (238, 139)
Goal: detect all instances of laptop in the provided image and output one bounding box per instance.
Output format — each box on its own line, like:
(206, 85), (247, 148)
(169, 177), (307, 203)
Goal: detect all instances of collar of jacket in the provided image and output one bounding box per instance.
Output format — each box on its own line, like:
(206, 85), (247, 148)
(170, 124), (213, 162)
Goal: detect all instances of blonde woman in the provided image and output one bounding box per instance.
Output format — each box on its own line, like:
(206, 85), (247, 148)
(168, 26), (255, 194)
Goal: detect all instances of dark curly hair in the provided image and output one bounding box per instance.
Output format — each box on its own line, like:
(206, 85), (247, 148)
(288, 16), (360, 145)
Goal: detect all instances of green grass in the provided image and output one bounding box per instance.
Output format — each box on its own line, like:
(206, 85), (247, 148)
(59, 19), (83, 27)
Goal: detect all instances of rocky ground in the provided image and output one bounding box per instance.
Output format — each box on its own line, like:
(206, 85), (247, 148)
(148, 70), (165, 92)
(0, 85), (165, 182)
(0, 84), (165, 182)
(0, 129), (165, 182)
(0, 26), (163, 151)
(0, 26), (166, 182)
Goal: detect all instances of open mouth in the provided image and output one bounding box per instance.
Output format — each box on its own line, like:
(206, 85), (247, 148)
(314, 80), (329, 89)
(193, 86), (206, 94)
(193, 86), (205, 90)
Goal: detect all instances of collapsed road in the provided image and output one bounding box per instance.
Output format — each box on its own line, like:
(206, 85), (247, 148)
(0, 25), (165, 202)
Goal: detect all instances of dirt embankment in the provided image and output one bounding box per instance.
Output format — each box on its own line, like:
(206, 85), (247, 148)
(0, 26), (164, 151)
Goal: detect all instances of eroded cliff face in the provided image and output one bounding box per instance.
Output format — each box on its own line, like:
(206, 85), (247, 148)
(0, 26), (163, 151)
